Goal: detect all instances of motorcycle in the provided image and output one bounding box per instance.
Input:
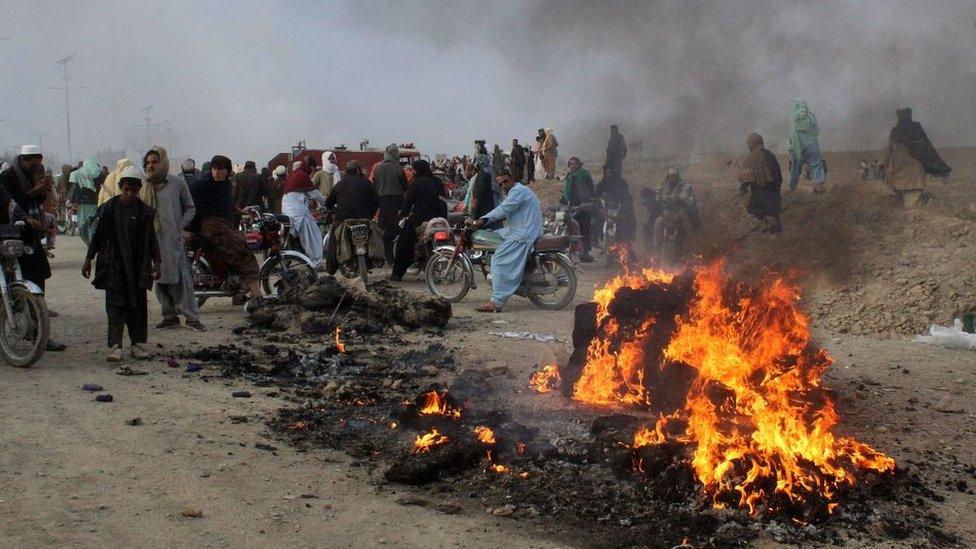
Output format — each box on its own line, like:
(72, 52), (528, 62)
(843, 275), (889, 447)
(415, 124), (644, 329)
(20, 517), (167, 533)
(189, 208), (317, 306)
(0, 222), (50, 367)
(599, 198), (622, 267)
(544, 205), (582, 262)
(651, 200), (689, 270)
(323, 216), (384, 287)
(425, 219), (577, 309)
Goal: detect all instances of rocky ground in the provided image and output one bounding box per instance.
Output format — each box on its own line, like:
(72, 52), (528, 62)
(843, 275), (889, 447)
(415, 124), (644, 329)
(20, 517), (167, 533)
(0, 150), (974, 548)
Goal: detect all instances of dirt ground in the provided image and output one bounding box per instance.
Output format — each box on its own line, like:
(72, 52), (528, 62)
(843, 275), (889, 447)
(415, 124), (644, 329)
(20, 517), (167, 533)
(2, 150), (975, 548)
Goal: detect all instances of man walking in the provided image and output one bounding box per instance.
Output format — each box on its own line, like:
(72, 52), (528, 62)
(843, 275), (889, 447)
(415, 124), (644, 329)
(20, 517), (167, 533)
(372, 143), (407, 263)
(510, 139), (526, 183)
(83, 166), (160, 361)
(143, 147), (204, 331)
(606, 124), (627, 177)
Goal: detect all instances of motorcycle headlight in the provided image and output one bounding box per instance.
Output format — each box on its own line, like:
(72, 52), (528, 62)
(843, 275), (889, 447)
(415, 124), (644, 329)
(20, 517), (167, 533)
(2, 240), (24, 258)
(555, 211), (566, 222)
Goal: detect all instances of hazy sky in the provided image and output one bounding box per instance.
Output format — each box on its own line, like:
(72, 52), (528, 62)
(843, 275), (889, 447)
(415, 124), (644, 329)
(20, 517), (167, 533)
(2, 0), (975, 166)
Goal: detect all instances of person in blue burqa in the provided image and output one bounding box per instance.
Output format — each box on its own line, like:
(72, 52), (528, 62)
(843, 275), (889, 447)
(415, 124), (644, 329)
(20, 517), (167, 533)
(787, 97), (827, 193)
(469, 169), (543, 313)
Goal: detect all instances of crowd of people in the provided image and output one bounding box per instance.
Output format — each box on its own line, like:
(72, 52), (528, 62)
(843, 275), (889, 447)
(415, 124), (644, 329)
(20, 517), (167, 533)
(0, 102), (952, 361)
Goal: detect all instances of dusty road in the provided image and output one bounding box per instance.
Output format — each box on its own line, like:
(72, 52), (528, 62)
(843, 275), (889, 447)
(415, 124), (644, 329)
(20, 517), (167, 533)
(0, 237), (563, 549)
(2, 212), (975, 547)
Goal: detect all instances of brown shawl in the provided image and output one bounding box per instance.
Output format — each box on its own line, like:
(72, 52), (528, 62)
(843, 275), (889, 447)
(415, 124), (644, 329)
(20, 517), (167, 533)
(739, 133), (772, 186)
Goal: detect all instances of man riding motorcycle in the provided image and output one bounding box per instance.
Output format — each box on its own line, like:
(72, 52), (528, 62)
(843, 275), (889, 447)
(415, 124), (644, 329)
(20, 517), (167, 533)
(323, 160), (380, 275)
(470, 169), (543, 312)
(560, 157), (595, 263)
(595, 162), (636, 257)
(188, 155), (264, 307)
(649, 168), (701, 260)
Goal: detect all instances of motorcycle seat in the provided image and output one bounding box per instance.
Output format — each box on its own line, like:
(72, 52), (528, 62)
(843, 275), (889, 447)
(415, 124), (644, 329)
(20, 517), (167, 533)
(534, 234), (570, 251)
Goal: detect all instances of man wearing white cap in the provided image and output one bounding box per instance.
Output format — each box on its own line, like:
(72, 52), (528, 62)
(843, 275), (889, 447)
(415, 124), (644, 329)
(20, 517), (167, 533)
(0, 145), (67, 351)
(82, 165), (161, 361)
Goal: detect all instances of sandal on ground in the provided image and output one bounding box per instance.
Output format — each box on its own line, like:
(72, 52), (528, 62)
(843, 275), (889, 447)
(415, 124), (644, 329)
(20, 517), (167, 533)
(475, 301), (503, 313)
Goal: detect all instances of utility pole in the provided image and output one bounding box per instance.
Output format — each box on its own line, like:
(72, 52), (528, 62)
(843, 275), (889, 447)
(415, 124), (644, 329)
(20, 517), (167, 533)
(32, 131), (48, 151)
(44, 55), (85, 163)
(134, 106), (166, 151)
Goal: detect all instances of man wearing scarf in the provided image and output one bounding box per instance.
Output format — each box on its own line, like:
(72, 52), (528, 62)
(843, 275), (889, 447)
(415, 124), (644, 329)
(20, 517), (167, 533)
(282, 161), (327, 269)
(542, 128), (559, 180)
(313, 152), (342, 199)
(0, 145), (67, 351)
(67, 159), (102, 244)
(787, 97), (827, 192)
(738, 133), (783, 233)
(97, 158), (134, 206)
(373, 143), (407, 263)
(878, 108), (951, 208)
(142, 147), (204, 331)
(180, 159), (200, 186)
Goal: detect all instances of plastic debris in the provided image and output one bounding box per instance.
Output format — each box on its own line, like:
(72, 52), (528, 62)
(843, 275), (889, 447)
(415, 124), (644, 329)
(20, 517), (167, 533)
(914, 319), (976, 351)
(487, 331), (563, 343)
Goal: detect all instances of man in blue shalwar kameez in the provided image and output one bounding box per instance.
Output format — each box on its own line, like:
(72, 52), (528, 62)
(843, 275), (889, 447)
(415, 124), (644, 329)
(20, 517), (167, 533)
(471, 169), (543, 312)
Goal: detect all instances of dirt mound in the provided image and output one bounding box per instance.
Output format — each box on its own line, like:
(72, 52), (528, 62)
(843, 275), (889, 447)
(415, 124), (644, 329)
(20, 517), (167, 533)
(615, 148), (976, 336)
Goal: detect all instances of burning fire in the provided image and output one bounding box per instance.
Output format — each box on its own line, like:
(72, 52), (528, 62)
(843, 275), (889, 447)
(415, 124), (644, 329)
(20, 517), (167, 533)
(418, 390), (462, 419)
(529, 364), (561, 393)
(632, 414), (671, 448)
(573, 268), (674, 405)
(412, 428), (449, 454)
(334, 326), (346, 352)
(570, 261), (895, 515)
(474, 426), (496, 445)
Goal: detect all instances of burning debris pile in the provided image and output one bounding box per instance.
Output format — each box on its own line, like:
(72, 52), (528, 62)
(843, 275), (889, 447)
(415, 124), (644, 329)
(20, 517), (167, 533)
(557, 262), (896, 520)
(249, 276), (451, 335)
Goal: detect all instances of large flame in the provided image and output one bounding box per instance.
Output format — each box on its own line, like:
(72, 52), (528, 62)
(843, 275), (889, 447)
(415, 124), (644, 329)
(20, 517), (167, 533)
(572, 261), (895, 515)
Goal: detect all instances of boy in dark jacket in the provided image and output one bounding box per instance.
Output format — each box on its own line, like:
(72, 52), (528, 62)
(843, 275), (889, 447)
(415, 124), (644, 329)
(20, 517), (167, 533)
(82, 166), (160, 362)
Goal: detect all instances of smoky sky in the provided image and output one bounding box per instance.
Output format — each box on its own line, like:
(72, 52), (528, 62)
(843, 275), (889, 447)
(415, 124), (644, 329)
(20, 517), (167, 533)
(2, 0), (974, 165)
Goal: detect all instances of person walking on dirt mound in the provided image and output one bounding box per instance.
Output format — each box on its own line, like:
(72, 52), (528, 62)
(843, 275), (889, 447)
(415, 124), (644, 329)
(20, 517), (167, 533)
(787, 97), (827, 193)
(606, 124), (627, 177)
(878, 108), (951, 208)
(737, 133), (784, 234)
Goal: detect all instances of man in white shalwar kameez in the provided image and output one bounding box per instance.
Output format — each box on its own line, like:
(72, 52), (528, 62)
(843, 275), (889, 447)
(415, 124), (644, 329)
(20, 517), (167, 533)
(281, 161), (326, 268)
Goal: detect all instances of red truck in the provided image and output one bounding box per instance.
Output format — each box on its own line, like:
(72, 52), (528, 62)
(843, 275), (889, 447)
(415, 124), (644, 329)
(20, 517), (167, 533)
(267, 142), (422, 177)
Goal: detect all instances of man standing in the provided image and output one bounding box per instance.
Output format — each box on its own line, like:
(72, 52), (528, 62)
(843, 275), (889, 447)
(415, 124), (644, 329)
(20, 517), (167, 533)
(83, 166), (160, 361)
(542, 128), (559, 180)
(372, 143), (407, 262)
(787, 98), (827, 192)
(67, 160), (101, 244)
(606, 124), (627, 177)
(0, 145), (67, 351)
(509, 139), (526, 183)
(232, 160), (265, 214)
(525, 144), (535, 184)
(878, 107), (951, 208)
(142, 147), (204, 331)
(180, 158), (200, 185)
(470, 169), (543, 312)
(265, 165), (287, 214)
(492, 144), (506, 174)
(313, 152), (341, 199)
(561, 157), (595, 262)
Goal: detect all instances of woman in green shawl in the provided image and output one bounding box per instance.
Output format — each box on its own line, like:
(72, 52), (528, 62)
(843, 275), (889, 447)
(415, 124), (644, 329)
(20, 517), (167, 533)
(787, 97), (827, 193)
(67, 159), (102, 244)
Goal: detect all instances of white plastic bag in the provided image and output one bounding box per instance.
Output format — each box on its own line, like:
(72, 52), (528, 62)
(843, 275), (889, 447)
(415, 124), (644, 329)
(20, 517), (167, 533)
(914, 319), (976, 351)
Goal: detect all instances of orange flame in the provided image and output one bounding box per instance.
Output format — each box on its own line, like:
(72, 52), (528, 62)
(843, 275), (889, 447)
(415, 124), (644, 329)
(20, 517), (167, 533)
(418, 390), (462, 419)
(572, 268), (675, 406)
(529, 364), (561, 393)
(334, 326), (346, 352)
(412, 428), (448, 454)
(572, 261), (895, 515)
(474, 426), (496, 445)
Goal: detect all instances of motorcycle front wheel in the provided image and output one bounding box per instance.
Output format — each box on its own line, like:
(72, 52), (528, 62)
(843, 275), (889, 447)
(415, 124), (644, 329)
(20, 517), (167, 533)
(527, 254), (577, 310)
(261, 255), (317, 296)
(425, 252), (472, 303)
(0, 286), (50, 368)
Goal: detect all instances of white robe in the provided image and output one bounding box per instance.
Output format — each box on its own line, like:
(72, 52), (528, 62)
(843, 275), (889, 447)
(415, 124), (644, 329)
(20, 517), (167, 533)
(281, 189), (327, 268)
